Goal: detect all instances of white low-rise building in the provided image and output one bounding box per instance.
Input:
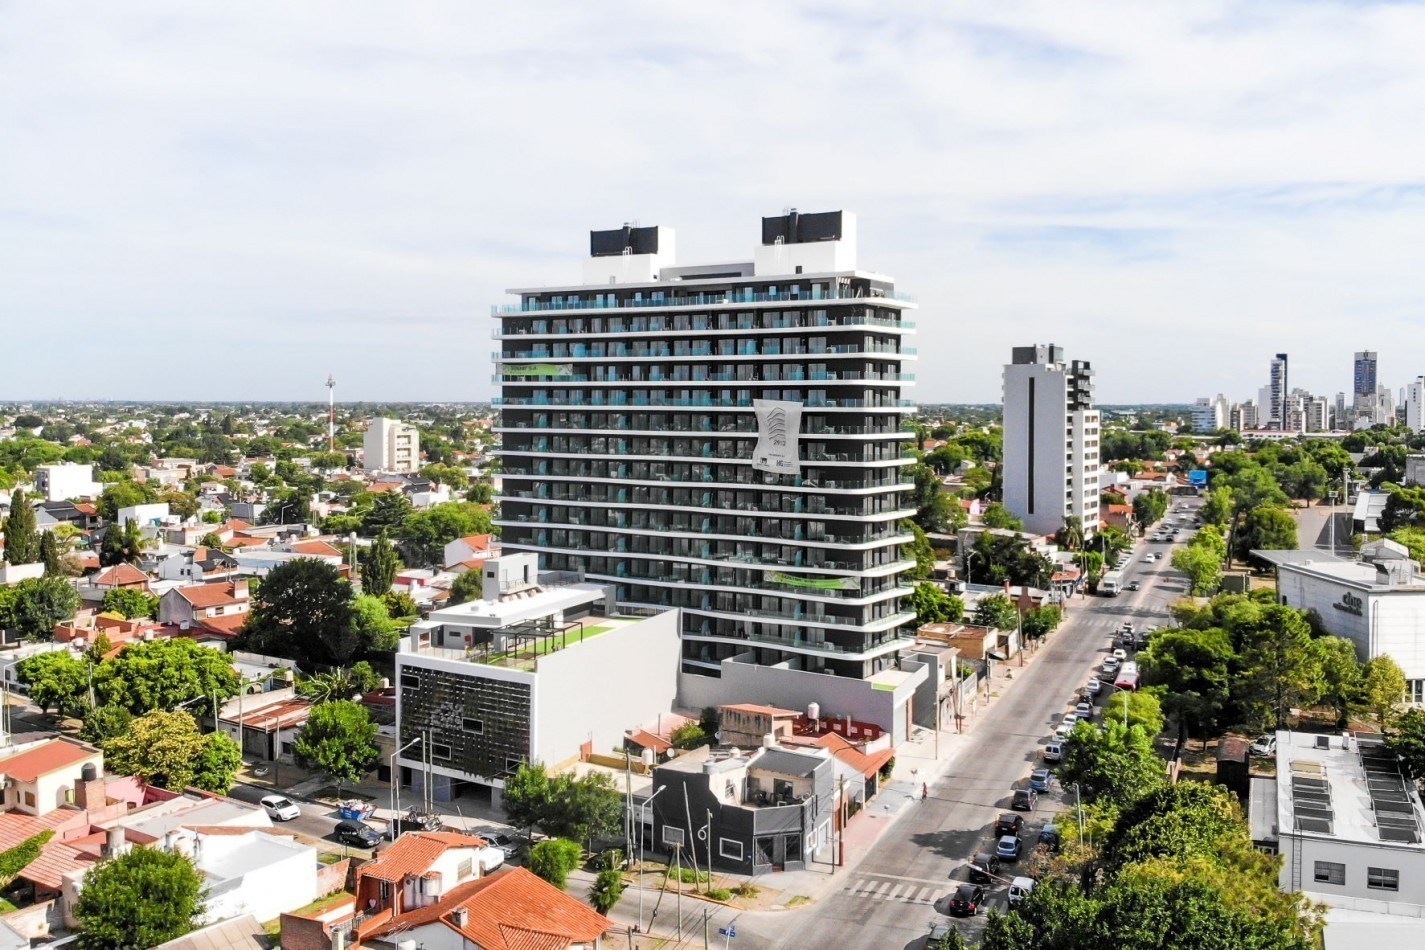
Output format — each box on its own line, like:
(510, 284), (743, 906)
(33, 463), (101, 502)
(1251, 731), (1425, 940)
(1257, 541), (1425, 705)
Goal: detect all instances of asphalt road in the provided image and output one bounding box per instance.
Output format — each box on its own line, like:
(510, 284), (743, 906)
(744, 502), (1201, 950)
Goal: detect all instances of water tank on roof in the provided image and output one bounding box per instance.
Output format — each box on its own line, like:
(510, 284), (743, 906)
(640, 748), (654, 768)
(81, 763), (97, 781)
(807, 702), (820, 722)
(763, 733), (776, 749)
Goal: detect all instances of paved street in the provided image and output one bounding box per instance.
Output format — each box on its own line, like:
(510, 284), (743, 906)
(725, 503), (1201, 950)
(1294, 499), (1351, 557)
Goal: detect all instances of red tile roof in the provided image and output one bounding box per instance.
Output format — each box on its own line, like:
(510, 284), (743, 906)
(457, 534), (496, 552)
(0, 738), (100, 783)
(368, 867), (613, 948)
(174, 583), (245, 609)
(194, 613), (248, 636)
(94, 563), (149, 587)
(22, 840), (94, 890)
(627, 729), (672, 754)
(359, 832), (487, 884)
(289, 540), (342, 558)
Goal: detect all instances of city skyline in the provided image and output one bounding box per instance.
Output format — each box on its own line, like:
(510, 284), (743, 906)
(5, 3), (1425, 403)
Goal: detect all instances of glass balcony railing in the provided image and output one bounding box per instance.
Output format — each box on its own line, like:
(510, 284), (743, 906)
(492, 313), (916, 337)
(492, 287), (914, 315)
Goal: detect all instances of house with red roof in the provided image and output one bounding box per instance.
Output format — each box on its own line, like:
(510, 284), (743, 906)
(442, 533), (500, 570)
(0, 737), (103, 817)
(91, 562), (151, 592)
(157, 580), (251, 632)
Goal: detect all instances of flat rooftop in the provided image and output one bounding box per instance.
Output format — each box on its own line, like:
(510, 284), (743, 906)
(1274, 731), (1425, 849)
(405, 611), (642, 672)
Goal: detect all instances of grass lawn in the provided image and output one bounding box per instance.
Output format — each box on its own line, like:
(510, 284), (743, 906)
(0, 898), (17, 913)
(288, 891), (353, 917)
(483, 624), (615, 668)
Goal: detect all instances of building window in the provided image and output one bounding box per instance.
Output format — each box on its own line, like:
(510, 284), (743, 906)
(719, 838), (743, 861)
(400, 671), (421, 687)
(1314, 861), (1345, 886)
(1367, 867), (1400, 891)
(1409, 680), (1425, 706)
(431, 743), (452, 761)
(23, 792), (35, 808)
(463, 718), (484, 734)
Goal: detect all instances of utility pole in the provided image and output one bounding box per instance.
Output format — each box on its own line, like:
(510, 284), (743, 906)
(325, 373), (336, 452)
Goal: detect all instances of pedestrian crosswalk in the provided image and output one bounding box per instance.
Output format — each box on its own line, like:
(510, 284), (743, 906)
(842, 874), (946, 905)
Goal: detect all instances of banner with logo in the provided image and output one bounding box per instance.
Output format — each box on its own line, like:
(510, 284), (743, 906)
(752, 399), (803, 475)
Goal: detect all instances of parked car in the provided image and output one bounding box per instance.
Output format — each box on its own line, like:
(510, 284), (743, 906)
(1250, 734), (1277, 756)
(479, 830), (518, 858)
(1084, 677), (1102, 696)
(1038, 824), (1062, 852)
(1112, 648), (1128, 661)
(1043, 741), (1063, 763)
(1102, 656), (1121, 673)
(1008, 877), (1036, 907)
(1075, 701), (1094, 719)
(996, 834), (1023, 861)
(1127, 580), (1141, 591)
(1012, 788), (1037, 811)
(995, 813), (1024, 837)
(967, 852), (1002, 883)
(1054, 722), (1075, 742)
(1030, 768), (1053, 792)
(950, 883), (986, 916)
(335, 820), (383, 849)
(260, 795), (300, 822)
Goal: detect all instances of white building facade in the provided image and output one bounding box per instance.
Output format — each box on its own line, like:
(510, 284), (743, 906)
(1001, 344), (1099, 540)
(1192, 394), (1230, 432)
(33, 464), (101, 502)
(364, 417), (421, 473)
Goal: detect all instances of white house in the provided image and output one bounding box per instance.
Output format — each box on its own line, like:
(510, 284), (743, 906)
(116, 502), (170, 528)
(33, 464), (101, 502)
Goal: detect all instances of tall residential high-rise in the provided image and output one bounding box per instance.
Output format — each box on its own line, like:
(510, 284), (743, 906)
(363, 417), (420, 473)
(1231, 401), (1259, 431)
(493, 210), (918, 679)
(1407, 377), (1425, 434)
(1001, 345), (1100, 540)
(1353, 351), (1378, 410)
(1268, 353), (1289, 429)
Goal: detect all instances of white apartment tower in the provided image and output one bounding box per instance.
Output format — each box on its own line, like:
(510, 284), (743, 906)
(493, 210), (919, 679)
(363, 417), (421, 473)
(1192, 394), (1230, 432)
(1001, 345), (1099, 540)
(1407, 377), (1425, 434)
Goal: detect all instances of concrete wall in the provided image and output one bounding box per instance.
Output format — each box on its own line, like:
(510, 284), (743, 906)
(200, 834), (319, 924)
(1277, 568), (1425, 682)
(533, 610), (681, 764)
(677, 656), (927, 746)
(1281, 831), (1425, 911)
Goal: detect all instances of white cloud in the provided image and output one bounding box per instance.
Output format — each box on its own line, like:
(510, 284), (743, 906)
(2, 0), (1425, 402)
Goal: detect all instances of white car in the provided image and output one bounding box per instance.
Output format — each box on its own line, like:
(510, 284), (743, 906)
(1075, 701), (1094, 719)
(1250, 735), (1277, 756)
(260, 795), (301, 822)
(1112, 648), (1128, 661)
(1008, 877), (1036, 906)
(1061, 712), (1079, 729)
(1103, 656), (1122, 673)
(1085, 677), (1102, 695)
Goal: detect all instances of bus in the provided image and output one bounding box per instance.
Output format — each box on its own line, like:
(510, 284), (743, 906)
(1099, 570), (1124, 596)
(1115, 661), (1140, 691)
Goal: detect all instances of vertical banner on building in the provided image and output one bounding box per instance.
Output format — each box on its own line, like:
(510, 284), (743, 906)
(751, 399), (803, 475)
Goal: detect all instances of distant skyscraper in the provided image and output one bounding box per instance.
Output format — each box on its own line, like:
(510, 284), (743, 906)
(1192, 394), (1230, 432)
(1353, 351), (1378, 410)
(363, 417), (420, 473)
(1002, 345), (1100, 539)
(1269, 353), (1289, 429)
(1408, 377), (1425, 434)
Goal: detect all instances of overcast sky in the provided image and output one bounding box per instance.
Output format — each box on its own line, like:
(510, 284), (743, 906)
(4, 1), (1424, 405)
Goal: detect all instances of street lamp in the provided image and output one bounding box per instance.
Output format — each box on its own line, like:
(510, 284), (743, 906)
(638, 785), (667, 934)
(1068, 782), (1086, 845)
(389, 735), (423, 841)
(965, 550), (984, 586)
(348, 532), (359, 587)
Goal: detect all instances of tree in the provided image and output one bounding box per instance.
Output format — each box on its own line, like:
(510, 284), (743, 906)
(1236, 505), (1298, 562)
(98, 519), (145, 567)
(545, 771), (624, 848)
(100, 587), (158, 620)
(103, 710), (242, 793)
(973, 593), (1019, 631)
(361, 491), (414, 536)
(239, 558), (357, 665)
(1101, 781), (1247, 874)
(670, 722), (707, 749)
(95, 638), (240, 715)
(0, 830), (55, 887)
(351, 593), (400, 653)
(73, 846), (205, 950)
(909, 582), (963, 625)
(1, 488), (39, 564)
(904, 522), (935, 580)
(384, 590), (419, 619)
(1170, 544), (1222, 596)
(197, 530), (228, 551)
(292, 700), (380, 793)
(1020, 605), (1060, 643)
(1141, 627), (1232, 743)
(1103, 689), (1165, 737)
(1312, 636), (1364, 729)
(502, 762), (551, 839)
(7, 576), (81, 640)
(297, 662), (383, 704)
(981, 503), (1023, 530)
(360, 530), (400, 595)
(968, 531), (1054, 587)
(1236, 605), (1321, 730)
(528, 838), (583, 890)
(590, 866), (625, 914)
(449, 569), (484, 605)
(39, 530), (61, 576)
(15, 650), (90, 718)
(1057, 719), (1165, 802)
(78, 704), (133, 745)
(1386, 708), (1425, 788)
(1362, 655), (1407, 728)
(399, 502), (493, 567)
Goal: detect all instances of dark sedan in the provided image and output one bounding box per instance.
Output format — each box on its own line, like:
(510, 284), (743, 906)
(949, 883), (986, 916)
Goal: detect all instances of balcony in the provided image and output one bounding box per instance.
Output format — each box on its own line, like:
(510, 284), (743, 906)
(491, 287), (915, 314)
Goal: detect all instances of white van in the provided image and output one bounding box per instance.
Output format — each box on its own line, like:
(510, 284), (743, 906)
(1044, 740), (1063, 762)
(1008, 877), (1036, 906)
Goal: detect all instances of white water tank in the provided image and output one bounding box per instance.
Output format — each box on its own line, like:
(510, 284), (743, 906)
(762, 733), (776, 749)
(640, 748), (654, 768)
(807, 702), (820, 722)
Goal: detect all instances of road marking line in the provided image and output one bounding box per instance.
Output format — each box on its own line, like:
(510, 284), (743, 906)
(845, 878), (876, 897)
(844, 871), (949, 887)
(885, 884), (906, 901)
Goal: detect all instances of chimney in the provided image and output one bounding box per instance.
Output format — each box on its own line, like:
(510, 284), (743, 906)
(75, 763), (106, 811)
(233, 579), (250, 600)
(451, 907), (469, 929)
